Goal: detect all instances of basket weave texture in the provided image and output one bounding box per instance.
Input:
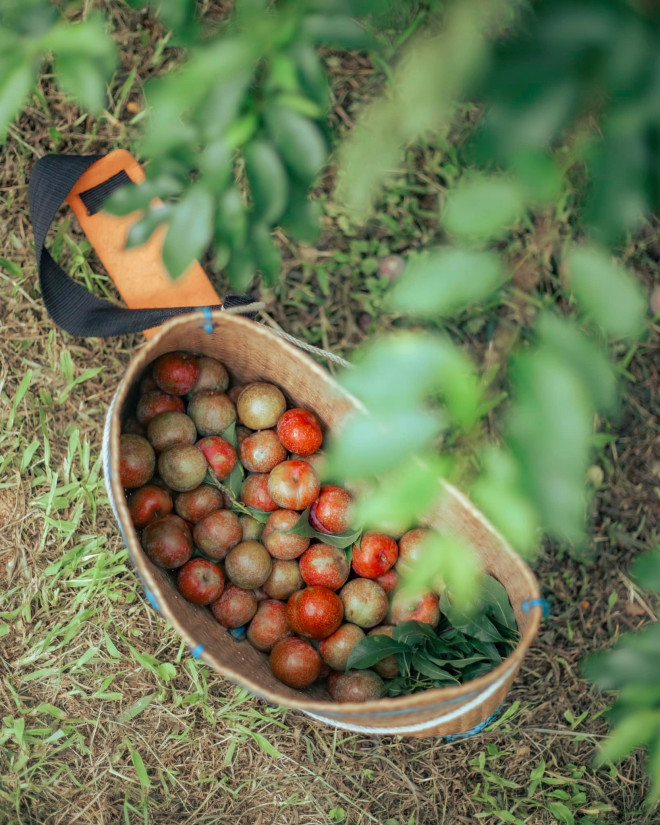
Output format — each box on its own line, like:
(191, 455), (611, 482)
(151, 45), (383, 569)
(105, 311), (541, 737)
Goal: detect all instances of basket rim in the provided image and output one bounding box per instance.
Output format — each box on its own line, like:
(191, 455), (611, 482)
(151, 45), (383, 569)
(108, 310), (542, 716)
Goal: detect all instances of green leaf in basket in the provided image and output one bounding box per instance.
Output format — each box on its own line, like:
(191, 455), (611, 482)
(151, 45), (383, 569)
(480, 575), (518, 632)
(241, 505), (272, 524)
(470, 639), (503, 665)
(445, 655), (491, 670)
(392, 620), (439, 647)
(222, 421), (238, 448)
(384, 676), (410, 697)
(346, 635), (409, 670)
(411, 650), (459, 683)
(283, 507), (362, 549)
(462, 661), (496, 681)
(227, 460), (245, 499)
(203, 468), (270, 522)
(439, 587), (506, 644)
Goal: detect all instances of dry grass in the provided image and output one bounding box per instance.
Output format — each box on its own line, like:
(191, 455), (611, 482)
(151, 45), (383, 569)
(1, 4), (659, 824)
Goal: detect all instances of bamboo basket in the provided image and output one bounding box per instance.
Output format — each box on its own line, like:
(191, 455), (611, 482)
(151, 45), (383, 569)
(103, 311), (542, 737)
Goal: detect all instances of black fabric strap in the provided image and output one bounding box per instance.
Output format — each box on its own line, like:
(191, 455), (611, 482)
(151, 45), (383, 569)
(28, 154), (253, 338)
(79, 169), (132, 215)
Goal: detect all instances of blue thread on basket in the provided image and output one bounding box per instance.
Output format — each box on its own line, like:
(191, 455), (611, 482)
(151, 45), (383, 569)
(202, 306), (212, 333)
(230, 625), (247, 640)
(443, 704), (503, 742)
(191, 644), (204, 659)
(521, 598), (550, 617)
(144, 587), (160, 613)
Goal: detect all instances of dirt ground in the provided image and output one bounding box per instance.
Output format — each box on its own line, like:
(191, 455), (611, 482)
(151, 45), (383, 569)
(1, 5), (660, 824)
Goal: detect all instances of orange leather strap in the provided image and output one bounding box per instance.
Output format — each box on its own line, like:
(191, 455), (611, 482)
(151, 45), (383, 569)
(65, 149), (221, 338)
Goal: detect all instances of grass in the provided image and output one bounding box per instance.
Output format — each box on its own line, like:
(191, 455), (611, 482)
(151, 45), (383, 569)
(1, 3), (660, 823)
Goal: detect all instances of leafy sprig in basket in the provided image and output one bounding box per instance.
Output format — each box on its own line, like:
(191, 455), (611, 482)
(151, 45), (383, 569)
(347, 576), (519, 696)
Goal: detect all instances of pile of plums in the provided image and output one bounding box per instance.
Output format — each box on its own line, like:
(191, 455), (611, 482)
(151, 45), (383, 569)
(120, 350), (443, 703)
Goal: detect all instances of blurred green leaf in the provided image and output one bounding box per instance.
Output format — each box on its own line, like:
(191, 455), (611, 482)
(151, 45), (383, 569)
(585, 134), (650, 246)
(510, 150), (562, 202)
(595, 711), (660, 766)
(443, 175), (524, 241)
(300, 14), (375, 50)
(244, 138), (289, 224)
(387, 248), (504, 318)
(280, 184), (321, 243)
(151, 0), (198, 41)
(356, 456), (448, 533)
(0, 60), (33, 140)
(631, 548), (660, 593)
(162, 184), (214, 278)
(197, 72), (252, 141)
(54, 53), (107, 112)
(471, 447), (540, 556)
(325, 408), (442, 479)
(648, 737), (660, 805)
(199, 141), (234, 192)
(126, 206), (172, 249)
(250, 223), (282, 286)
(341, 333), (483, 429)
(265, 53), (300, 95)
(103, 176), (183, 217)
(335, 1), (506, 217)
(215, 187), (248, 249)
(225, 112), (259, 150)
(225, 246), (256, 291)
(47, 15), (117, 112)
(290, 43), (329, 110)
(43, 15), (117, 63)
(430, 340), (484, 430)
(566, 245), (646, 339)
(583, 624), (660, 690)
(274, 93), (322, 119)
(400, 531), (481, 610)
(264, 103), (327, 183)
(508, 349), (592, 543)
(341, 332), (454, 410)
(537, 312), (618, 416)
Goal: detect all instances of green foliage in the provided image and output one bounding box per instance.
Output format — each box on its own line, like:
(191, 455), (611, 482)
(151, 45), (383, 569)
(443, 175), (525, 242)
(583, 546), (660, 802)
(474, 0), (660, 246)
(355, 457), (448, 536)
(335, 0), (517, 218)
(346, 583), (519, 695)
(566, 245), (647, 339)
(400, 532), (481, 609)
(325, 407), (441, 478)
(0, 2), (117, 139)
(507, 348), (593, 543)
(631, 547), (660, 592)
(102, 0), (382, 285)
(386, 248), (504, 318)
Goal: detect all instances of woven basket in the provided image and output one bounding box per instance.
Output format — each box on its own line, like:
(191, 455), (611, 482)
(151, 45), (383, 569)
(104, 309), (543, 738)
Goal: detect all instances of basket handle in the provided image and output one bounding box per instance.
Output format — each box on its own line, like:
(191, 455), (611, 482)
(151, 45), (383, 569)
(28, 150), (253, 338)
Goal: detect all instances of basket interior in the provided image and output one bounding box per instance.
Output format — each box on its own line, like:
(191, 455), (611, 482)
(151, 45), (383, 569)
(110, 313), (541, 712)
